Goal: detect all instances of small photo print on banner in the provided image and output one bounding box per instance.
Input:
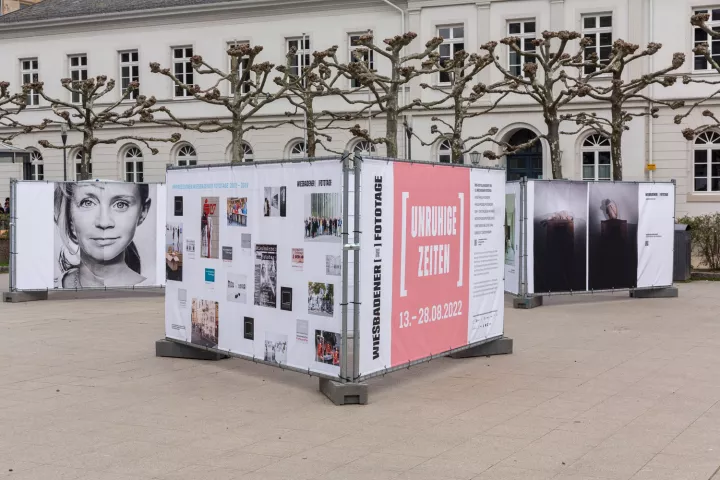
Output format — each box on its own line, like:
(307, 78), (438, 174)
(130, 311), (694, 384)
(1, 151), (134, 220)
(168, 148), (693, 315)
(281, 287), (293, 311)
(166, 223), (183, 282)
(178, 288), (187, 308)
(296, 319), (309, 344)
(308, 282), (334, 317)
(264, 332), (288, 364)
(222, 246), (233, 263)
(505, 194), (516, 266)
(191, 298), (219, 348)
(263, 187), (286, 217)
(291, 248), (304, 271)
(244, 317), (254, 340)
(304, 193), (342, 242)
(204, 268), (215, 284)
(201, 197), (219, 259)
(254, 244), (277, 308)
(315, 330), (341, 368)
(588, 183), (638, 290)
(174, 196), (183, 216)
(227, 273), (247, 303)
(185, 239), (195, 259)
(241, 233), (251, 250)
(227, 197), (248, 226)
(53, 182), (157, 289)
(533, 182), (588, 293)
(326, 255), (341, 276)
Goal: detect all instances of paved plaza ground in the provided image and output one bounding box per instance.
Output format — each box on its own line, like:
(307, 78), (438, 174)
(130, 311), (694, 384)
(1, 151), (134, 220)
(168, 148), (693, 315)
(0, 274), (719, 480)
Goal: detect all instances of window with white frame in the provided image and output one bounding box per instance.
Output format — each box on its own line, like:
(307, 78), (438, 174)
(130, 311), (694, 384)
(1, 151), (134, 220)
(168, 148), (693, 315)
(119, 50), (139, 100)
(581, 134), (611, 181)
(694, 131), (720, 192)
(289, 140), (306, 159)
(69, 54), (88, 103)
(20, 58), (39, 106)
(74, 150), (93, 179)
(693, 8), (720, 71)
(26, 149), (44, 180)
(228, 42), (251, 95)
(124, 146), (144, 182)
(287, 37), (311, 79)
(353, 140), (375, 155)
(172, 46), (194, 98)
(242, 142), (254, 162)
(349, 33), (374, 88)
(582, 14), (613, 74)
(438, 25), (464, 84)
(437, 139), (462, 163)
(507, 20), (536, 77)
(177, 144), (198, 166)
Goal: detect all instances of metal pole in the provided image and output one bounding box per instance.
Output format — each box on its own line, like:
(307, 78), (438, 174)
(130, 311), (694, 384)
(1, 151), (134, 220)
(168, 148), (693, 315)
(518, 178), (524, 296)
(521, 177), (529, 297)
(340, 152), (350, 382)
(352, 153), (362, 381)
(9, 179), (16, 292)
(62, 148), (67, 181)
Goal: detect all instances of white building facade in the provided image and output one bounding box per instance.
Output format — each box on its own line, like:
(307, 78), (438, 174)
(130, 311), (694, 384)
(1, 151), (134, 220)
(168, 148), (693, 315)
(0, 0), (718, 216)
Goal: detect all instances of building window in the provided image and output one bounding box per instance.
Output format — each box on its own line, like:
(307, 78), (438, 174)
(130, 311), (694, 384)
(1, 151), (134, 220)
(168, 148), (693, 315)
(693, 8), (720, 71)
(242, 142), (254, 162)
(582, 14), (613, 74)
(694, 131), (720, 192)
(581, 134), (611, 180)
(349, 33), (374, 88)
(119, 50), (139, 100)
(287, 37), (311, 78)
(26, 150), (43, 180)
(507, 20), (536, 76)
(437, 139), (452, 163)
(353, 140), (375, 155)
(74, 150), (92, 179)
(124, 146), (144, 182)
(289, 140), (306, 159)
(438, 25), (464, 84)
(177, 144), (198, 166)
(228, 42), (251, 95)
(172, 47), (194, 98)
(20, 58), (39, 106)
(69, 54), (88, 103)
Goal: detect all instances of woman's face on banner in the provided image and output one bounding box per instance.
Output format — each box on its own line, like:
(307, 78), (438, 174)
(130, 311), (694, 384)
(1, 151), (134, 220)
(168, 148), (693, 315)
(70, 183), (148, 262)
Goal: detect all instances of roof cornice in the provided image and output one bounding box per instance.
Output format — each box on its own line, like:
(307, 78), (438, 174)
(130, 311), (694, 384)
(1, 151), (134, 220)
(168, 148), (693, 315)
(0, 0), (403, 36)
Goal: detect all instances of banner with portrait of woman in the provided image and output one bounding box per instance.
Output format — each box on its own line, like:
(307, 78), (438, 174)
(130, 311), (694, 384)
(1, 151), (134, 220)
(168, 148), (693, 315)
(12, 180), (166, 291)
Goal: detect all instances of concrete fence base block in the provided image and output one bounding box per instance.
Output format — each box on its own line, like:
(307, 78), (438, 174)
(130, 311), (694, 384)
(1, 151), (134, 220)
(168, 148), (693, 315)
(513, 296), (543, 309)
(630, 287), (679, 299)
(155, 339), (229, 361)
(319, 378), (368, 406)
(449, 337), (514, 359)
(3, 291), (48, 303)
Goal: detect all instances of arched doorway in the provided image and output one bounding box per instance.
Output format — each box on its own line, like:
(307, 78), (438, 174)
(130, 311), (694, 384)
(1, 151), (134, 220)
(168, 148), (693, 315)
(505, 129), (543, 180)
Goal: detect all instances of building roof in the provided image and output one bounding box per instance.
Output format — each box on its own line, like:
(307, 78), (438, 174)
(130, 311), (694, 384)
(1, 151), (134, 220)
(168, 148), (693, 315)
(0, 0), (255, 24)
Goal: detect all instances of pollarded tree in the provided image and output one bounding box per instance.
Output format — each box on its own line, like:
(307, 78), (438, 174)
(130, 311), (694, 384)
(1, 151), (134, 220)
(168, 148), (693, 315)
(0, 81), (47, 143)
(487, 31), (594, 179)
(31, 77), (179, 180)
(674, 13), (720, 140)
(562, 40), (685, 180)
(274, 46), (362, 157)
(322, 32), (444, 158)
(144, 44), (293, 163)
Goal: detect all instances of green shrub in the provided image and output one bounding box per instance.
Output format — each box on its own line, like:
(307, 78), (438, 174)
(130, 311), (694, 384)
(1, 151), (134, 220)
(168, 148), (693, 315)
(679, 213), (720, 270)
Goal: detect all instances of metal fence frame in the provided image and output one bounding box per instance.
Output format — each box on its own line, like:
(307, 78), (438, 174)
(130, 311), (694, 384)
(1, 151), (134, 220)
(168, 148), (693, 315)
(506, 178), (677, 299)
(8, 179), (167, 293)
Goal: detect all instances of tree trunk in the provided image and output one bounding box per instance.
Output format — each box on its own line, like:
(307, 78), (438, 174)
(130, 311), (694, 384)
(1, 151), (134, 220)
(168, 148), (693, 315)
(306, 102), (316, 158)
(231, 122), (244, 164)
(386, 66), (399, 158)
(452, 105), (463, 163)
(546, 118), (563, 179)
(610, 101), (623, 181)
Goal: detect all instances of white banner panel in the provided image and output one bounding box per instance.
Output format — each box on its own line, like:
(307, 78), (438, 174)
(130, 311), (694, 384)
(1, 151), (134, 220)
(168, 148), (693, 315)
(358, 159), (505, 377)
(637, 183), (675, 288)
(15, 181), (165, 290)
(504, 182), (521, 295)
(164, 160), (344, 378)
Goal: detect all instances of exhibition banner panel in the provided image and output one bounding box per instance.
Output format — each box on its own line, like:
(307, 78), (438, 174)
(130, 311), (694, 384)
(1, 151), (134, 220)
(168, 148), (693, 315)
(14, 181), (165, 291)
(164, 160), (344, 378)
(504, 182), (521, 295)
(527, 180), (674, 295)
(358, 159), (505, 377)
